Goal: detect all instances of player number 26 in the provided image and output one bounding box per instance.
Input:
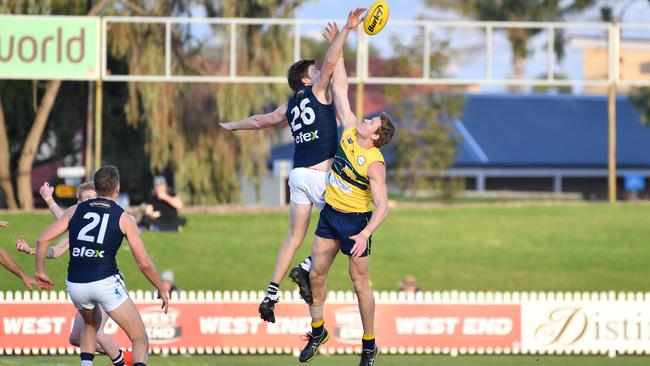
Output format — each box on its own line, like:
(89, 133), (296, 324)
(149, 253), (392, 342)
(289, 98), (316, 132)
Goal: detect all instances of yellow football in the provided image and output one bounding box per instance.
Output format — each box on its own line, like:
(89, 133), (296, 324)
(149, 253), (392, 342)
(363, 0), (389, 36)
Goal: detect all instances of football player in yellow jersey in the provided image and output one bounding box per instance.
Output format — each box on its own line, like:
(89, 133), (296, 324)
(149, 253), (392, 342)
(298, 23), (395, 366)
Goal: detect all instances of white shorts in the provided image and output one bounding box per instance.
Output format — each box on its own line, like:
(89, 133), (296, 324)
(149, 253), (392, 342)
(66, 275), (129, 313)
(288, 167), (328, 209)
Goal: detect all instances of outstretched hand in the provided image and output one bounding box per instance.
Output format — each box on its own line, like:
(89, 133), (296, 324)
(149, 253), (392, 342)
(345, 8), (366, 30)
(16, 234), (33, 255)
(158, 289), (169, 314)
(323, 22), (340, 44)
(21, 274), (38, 290)
(220, 122), (235, 131)
(35, 272), (54, 291)
(0, 220), (8, 228)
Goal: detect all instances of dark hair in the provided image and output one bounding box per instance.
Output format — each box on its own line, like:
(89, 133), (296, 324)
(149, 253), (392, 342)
(93, 165), (120, 197)
(374, 112), (396, 148)
(287, 59), (315, 92)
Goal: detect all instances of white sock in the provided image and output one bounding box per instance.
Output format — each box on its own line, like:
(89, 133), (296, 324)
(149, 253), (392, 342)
(266, 282), (279, 301)
(299, 256), (312, 272)
(81, 361), (93, 366)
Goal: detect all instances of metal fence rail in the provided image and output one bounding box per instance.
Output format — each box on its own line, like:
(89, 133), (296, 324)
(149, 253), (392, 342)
(101, 17), (650, 87)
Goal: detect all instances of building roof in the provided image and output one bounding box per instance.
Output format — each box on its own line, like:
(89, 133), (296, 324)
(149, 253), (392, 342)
(270, 94), (650, 169)
(456, 94), (650, 168)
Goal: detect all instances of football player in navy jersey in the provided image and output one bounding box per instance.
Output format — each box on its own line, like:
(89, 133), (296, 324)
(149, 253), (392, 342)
(35, 166), (168, 366)
(17, 181), (130, 366)
(220, 7), (366, 323)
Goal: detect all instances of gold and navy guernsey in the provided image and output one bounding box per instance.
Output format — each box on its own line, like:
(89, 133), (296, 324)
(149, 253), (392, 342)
(326, 128), (385, 212)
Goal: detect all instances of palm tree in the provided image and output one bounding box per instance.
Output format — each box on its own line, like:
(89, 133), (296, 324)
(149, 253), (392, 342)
(424, 0), (600, 88)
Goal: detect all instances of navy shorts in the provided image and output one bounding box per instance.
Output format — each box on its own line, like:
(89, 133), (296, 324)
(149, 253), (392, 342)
(315, 204), (372, 257)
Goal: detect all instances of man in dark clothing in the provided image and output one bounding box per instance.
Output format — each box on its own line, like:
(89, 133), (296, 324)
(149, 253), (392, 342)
(140, 176), (186, 232)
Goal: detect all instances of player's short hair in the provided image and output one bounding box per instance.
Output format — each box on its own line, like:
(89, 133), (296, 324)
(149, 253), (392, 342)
(374, 112), (396, 148)
(94, 165), (120, 197)
(287, 59), (315, 92)
(75, 182), (95, 201)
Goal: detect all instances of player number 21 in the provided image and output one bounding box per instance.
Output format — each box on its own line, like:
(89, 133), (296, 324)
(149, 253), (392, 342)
(77, 212), (110, 244)
(289, 98), (315, 132)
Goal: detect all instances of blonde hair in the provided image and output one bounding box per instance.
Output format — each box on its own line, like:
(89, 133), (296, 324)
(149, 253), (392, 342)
(76, 182), (96, 200)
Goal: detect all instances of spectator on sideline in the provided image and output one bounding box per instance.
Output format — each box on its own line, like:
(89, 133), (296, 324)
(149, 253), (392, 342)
(140, 176), (186, 232)
(399, 275), (420, 294)
(161, 270), (179, 295)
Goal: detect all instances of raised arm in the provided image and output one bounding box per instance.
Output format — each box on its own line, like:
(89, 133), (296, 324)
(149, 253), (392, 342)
(348, 162), (389, 257)
(120, 212), (169, 313)
(323, 22), (357, 130)
(35, 206), (76, 289)
(0, 248), (37, 290)
(40, 182), (64, 219)
(312, 8), (365, 100)
(220, 103), (288, 131)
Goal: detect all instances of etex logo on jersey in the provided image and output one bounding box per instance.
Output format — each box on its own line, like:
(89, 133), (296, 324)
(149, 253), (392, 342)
(71, 246), (104, 258)
(294, 129), (319, 145)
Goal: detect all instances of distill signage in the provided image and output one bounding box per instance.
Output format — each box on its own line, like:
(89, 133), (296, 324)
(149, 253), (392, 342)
(0, 16), (99, 80)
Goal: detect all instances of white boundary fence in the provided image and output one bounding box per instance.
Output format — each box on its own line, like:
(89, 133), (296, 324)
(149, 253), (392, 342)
(2, 290), (650, 357)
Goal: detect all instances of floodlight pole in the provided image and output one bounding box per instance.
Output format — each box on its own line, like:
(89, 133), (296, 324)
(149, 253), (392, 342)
(607, 23), (620, 204)
(94, 16), (103, 172)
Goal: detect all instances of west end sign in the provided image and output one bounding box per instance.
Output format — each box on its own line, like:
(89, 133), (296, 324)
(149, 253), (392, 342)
(0, 16), (99, 80)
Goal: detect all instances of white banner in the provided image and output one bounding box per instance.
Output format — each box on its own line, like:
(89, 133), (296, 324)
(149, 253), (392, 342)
(522, 299), (650, 354)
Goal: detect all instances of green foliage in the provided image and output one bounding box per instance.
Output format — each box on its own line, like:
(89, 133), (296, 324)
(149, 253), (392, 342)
(629, 87), (650, 125)
(107, 0), (307, 204)
(424, 0), (600, 79)
(382, 27), (464, 199)
(532, 73), (573, 94)
(390, 93), (463, 198)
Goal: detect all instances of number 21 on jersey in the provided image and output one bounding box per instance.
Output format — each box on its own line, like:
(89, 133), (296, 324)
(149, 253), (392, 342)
(77, 212), (110, 244)
(290, 98), (315, 132)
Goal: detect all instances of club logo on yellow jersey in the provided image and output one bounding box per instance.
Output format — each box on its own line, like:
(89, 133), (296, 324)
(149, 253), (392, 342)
(357, 156), (366, 166)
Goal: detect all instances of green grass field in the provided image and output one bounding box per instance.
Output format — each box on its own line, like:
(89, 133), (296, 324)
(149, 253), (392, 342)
(1, 355), (650, 366)
(2, 203), (650, 365)
(1, 203), (649, 292)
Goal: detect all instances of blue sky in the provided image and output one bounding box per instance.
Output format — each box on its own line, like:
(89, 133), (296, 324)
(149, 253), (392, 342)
(294, 0), (650, 92)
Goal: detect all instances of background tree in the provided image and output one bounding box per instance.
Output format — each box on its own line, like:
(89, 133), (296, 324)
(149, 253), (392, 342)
(382, 28), (465, 199)
(0, 0), (110, 209)
(108, 0), (308, 204)
(424, 0), (599, 90)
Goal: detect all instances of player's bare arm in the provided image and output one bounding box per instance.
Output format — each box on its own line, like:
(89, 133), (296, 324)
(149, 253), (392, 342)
(35, 205), (77, 290)
(120, 212), (169, 314)
(220, 103), (288, 131)
(0, 220), (8, 227)
(349, 162), (389, 257)
(16, 234), (69, 259)
(323, 22), (358, 130)
(40, 182), (65, 219)
(0, 248), (38, 290)
(312, 8), (366, 101)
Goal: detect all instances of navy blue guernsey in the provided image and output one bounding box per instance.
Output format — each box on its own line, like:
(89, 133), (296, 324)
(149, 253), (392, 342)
(285, 86), (338, 168)
(67, 197), (125, 283)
